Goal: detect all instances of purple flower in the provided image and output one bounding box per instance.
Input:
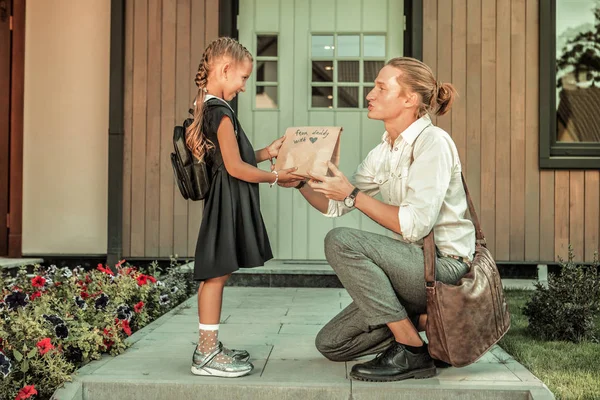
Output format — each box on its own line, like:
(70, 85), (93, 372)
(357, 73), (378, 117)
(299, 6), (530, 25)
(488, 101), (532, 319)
(0, 351), (12, 378)
(4, 291), (28, 310)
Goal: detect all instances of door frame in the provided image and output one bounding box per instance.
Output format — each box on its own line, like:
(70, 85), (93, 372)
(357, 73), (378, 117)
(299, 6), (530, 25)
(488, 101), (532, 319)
(7, 0), (25, 257)
(225, 0), (422, 64)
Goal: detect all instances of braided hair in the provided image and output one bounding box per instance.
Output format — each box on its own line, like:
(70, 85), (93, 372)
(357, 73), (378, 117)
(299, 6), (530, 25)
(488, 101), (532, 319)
(186, 37), (253, 161)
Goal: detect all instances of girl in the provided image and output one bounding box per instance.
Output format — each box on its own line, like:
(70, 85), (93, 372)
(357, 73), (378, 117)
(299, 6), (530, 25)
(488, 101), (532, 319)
(187, 37), (298, 378)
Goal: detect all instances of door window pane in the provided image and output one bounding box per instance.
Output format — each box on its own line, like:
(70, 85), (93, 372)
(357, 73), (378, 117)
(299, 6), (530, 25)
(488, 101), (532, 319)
(256, 86), (278, 109)
(312, 86), (334, 108)
(364, 61), (384, 83)
(257, 61), (278, 82)
(337, 35), (360, 57)
(257, 35), (278, 57)
(312, 35), (335, 57)
(338, 86), (359, 108)
(364, 35), (386, 57)
(338, 61), (359, 82)
(312, 61), (334, 82)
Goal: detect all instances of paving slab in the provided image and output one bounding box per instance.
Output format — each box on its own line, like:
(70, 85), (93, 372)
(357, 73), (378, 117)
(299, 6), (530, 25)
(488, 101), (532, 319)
(52, 287), (554, 400)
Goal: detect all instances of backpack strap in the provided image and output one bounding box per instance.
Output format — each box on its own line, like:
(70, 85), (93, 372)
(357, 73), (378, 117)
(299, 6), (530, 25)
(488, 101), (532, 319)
(204, 96), (239, 136)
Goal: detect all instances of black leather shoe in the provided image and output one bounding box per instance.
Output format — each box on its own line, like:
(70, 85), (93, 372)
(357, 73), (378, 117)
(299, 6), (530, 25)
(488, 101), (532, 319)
(433, 358), (452, 368)
(349, 342), (436, 382)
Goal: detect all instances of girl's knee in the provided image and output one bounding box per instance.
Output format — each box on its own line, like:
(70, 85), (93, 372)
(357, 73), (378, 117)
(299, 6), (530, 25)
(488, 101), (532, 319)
(204, 274), (231, 285)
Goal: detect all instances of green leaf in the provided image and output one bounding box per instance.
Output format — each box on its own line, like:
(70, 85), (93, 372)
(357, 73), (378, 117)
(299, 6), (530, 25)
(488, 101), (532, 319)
(21, 359), (29, 373)
(13, 349), (23, 362)
(27, 347), (37, 359)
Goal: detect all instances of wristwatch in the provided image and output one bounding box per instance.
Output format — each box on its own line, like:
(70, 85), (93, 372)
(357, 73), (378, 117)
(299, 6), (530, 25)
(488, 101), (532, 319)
(344, 187), (360, 208)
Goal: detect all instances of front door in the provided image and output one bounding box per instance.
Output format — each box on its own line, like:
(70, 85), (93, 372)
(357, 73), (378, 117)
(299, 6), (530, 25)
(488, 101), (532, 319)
(238, 0), (404, 260)
(0, 0), (11, 256)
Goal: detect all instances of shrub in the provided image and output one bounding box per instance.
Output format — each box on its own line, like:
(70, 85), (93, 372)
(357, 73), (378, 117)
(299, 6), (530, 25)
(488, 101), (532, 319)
(523, 247), (600, 343)
(0, 259), (194, 400)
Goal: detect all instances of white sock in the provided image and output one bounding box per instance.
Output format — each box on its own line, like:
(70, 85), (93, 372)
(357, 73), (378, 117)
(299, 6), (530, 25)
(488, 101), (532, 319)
(198, 323), (219, 331)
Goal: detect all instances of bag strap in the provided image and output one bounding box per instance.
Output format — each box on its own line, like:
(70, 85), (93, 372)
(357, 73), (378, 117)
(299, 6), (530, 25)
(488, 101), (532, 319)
(460, 172), (485, 244)
(417, 160), (486, 285)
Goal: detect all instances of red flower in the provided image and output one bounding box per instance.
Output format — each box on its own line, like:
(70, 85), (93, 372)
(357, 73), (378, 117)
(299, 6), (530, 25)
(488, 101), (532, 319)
(134, 301), (144, 313)
(15, 385), (37, 400)
(31, 276), (46, 288)
(36, 338), (54, 355)
(103, 327), (114, 349)
(146, 275), (157, 284)
(97, 264), (115, 276)
(54, 282), (62, 287)
(121, 320), (132, 336)
(30, 291), (42, 300)
(116, 259), (126, 267)
(136, 275), (148, 286)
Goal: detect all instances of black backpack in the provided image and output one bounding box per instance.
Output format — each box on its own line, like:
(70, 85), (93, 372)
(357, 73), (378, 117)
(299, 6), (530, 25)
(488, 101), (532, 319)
(170, 99), (236, 201)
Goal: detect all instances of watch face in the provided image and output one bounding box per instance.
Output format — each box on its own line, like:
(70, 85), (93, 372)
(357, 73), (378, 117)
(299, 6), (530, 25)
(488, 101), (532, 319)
(344, 197), (355, 208)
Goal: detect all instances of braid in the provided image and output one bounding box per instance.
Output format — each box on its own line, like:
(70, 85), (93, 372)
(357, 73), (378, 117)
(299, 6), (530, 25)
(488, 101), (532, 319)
(186, 37), (253, 160)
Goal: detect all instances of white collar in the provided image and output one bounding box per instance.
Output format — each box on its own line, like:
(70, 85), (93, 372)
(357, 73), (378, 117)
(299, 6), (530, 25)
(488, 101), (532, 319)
(193, 94), (235, 113)
(381, 115), (432, 146)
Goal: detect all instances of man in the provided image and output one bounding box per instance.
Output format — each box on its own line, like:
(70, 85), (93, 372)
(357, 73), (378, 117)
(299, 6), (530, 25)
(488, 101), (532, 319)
(281, 57), (475, 382)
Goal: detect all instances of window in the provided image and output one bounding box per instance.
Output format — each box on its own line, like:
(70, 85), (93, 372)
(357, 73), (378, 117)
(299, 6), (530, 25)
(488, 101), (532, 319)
(539, 0), (600, 168)
(255, 35), (278, 109)
(310, 34), (386, 109)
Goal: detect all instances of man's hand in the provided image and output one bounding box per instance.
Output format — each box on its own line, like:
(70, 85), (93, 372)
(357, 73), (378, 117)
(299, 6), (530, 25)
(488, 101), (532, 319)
(307, 161), (354, 201)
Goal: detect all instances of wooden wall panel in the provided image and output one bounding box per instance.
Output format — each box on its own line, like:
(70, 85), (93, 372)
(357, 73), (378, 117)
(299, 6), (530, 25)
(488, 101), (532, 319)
(524, 0), (540, 261)
(480, 0), (496, 256)
(494, 0), (511, 261)
(159, 0), (177, 257)
(584, 171), (600, 262)
(423, 0), (599, 263)
(509, 0), (525, 260)
(130, 0), (148, 256)
(123, 0), (219, 258)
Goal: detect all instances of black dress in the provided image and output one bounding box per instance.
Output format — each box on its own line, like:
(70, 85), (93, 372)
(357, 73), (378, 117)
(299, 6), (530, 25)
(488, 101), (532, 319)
(193, 98), (273, 281)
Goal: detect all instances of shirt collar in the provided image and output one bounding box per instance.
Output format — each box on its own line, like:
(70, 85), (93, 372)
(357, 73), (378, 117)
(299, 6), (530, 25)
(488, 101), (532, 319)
(381, 115), (433, 146)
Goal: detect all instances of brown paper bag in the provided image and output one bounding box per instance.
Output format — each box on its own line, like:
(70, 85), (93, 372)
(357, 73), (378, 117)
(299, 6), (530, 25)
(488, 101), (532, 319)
(274, 126), (342, 178)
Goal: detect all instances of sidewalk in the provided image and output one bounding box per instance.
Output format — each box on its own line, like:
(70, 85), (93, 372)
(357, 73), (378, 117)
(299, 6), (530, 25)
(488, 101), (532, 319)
(52, 287), (554, 400)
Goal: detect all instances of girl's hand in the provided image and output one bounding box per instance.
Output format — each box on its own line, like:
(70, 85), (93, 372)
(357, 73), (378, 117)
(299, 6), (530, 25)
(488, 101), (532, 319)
(278, 180), (304, 188)
(276, 167), (301, 184)
(266, 136), (286, 159)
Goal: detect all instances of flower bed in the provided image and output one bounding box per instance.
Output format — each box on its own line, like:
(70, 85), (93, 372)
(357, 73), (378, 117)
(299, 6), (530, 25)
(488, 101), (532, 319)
(0, 260), (195, 400)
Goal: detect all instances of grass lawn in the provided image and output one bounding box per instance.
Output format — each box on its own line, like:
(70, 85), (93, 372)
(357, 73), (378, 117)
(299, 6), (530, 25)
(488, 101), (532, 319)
(500, 290), (600, 400)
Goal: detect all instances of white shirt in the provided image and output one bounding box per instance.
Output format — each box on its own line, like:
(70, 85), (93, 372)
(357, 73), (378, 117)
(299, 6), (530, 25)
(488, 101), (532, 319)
(325, 115), (476, 261)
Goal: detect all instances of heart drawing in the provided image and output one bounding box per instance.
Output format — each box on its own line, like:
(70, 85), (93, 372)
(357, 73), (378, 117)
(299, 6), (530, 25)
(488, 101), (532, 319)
(309, 137), (318, 143)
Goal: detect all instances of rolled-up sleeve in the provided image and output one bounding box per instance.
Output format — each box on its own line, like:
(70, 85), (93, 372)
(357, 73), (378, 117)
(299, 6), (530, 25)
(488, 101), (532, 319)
(324, 147), (381, 218)
(399, 134), (454, 241)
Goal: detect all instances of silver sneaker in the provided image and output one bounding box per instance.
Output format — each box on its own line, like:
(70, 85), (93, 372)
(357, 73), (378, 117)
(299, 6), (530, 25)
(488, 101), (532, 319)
(220, 342), (250, 362)
(191, 342), (253, 378)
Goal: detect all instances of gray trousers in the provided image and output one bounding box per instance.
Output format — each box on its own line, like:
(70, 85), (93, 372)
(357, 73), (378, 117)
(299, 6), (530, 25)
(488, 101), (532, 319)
(315, 227), (468, 362)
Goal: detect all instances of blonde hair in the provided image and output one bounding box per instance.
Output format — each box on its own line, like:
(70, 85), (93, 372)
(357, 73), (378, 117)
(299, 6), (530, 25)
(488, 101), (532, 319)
(386, 57), (457, 117)
(186, 37), (253, 160)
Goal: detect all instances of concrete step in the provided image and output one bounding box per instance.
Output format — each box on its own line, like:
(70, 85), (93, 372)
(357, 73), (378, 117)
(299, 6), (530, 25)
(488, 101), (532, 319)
(181, 260), (540, 289)
(52, 288), (554, 400)
(0, 257), (44, 271)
